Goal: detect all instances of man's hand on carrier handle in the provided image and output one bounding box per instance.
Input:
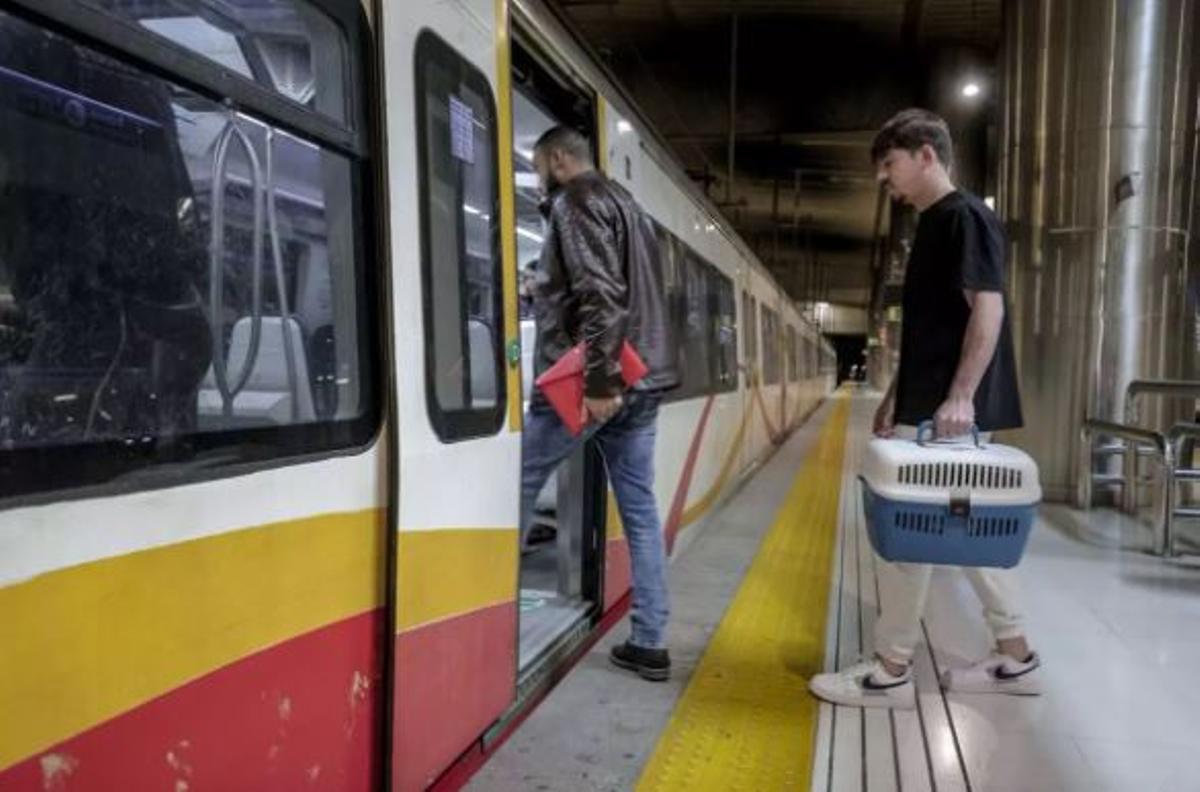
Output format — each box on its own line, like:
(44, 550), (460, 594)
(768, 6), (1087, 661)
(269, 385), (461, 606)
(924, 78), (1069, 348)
(934, 393), (975, 438)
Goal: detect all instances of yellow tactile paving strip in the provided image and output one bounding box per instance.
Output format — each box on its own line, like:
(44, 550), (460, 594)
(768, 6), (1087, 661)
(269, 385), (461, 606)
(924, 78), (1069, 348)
(637, 393), (850, 791)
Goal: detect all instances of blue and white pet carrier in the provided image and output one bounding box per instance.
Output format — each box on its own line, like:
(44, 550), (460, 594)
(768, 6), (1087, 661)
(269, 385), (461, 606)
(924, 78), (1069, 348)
(860, 422), (1042, 568)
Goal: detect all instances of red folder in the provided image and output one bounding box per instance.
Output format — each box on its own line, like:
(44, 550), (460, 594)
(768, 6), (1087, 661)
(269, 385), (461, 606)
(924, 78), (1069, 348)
(535, 340), (649, 436)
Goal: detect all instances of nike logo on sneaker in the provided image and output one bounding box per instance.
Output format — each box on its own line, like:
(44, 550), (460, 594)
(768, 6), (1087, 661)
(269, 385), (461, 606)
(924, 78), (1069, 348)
(862, 674), (910, 691)
(993, 659), (1039, 681)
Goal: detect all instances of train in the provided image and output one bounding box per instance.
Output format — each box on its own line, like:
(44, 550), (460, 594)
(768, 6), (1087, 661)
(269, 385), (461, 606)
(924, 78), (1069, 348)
(0, 0), (835, 789)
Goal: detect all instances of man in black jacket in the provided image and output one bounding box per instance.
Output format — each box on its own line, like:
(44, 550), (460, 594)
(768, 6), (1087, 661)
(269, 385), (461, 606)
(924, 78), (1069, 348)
(521, 125), (679, 681)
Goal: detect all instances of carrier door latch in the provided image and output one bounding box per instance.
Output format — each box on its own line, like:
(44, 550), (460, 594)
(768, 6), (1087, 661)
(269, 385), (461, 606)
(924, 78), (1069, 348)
(949, 490), (971, 518)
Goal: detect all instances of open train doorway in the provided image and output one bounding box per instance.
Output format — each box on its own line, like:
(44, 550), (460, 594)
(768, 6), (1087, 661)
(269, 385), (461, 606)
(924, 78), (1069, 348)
(511, 32), (605, 692)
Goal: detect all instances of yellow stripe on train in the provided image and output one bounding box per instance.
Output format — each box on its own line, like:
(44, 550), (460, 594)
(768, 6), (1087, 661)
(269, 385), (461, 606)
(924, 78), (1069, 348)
(0, 509), (386, 771)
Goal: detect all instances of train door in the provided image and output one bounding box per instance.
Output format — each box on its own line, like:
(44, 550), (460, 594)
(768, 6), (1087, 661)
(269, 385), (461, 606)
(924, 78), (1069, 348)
(385, 9), (528, 790)
(508, 30), (606, 695)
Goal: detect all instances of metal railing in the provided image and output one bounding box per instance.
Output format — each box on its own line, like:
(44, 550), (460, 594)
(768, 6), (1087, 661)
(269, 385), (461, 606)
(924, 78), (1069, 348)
(1164, 422), (1200, 557)
(1081, 379), (1200, 557)
(1125, 379), (1200, 426)
(1080, 419), (1171, 553)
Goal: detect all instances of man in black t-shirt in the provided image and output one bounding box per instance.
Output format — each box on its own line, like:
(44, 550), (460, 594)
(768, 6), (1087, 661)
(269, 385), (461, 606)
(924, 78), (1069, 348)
(891, 188), (1023, 434)
(810, 109), (1041, 711)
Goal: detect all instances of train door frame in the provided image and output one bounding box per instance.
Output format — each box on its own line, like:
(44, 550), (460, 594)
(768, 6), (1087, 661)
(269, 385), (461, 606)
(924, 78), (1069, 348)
(367, 0), (400, 788)
(505, 18), (609, 702)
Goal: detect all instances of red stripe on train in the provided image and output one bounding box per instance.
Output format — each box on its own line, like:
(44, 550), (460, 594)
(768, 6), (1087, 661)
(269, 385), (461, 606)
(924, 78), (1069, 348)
(0, 610), (385, 791)
(604, 537), (632, 611)
(393, 602), (517, 792)
(664, 395), (717, 554)
(428, 591), (634, 792)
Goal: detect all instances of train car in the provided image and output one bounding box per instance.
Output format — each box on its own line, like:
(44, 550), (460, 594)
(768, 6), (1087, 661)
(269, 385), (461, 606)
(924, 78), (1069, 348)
(0, 0), (835, 790)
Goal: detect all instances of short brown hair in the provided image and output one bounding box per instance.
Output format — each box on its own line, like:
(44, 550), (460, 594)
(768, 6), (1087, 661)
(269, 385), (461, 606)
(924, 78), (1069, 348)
(870, 108), (953, 168)
(534, 125), (592, 164)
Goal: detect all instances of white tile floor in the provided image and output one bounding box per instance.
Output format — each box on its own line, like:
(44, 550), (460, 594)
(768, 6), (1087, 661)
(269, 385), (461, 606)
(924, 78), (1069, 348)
(812, 391), (1200, 792)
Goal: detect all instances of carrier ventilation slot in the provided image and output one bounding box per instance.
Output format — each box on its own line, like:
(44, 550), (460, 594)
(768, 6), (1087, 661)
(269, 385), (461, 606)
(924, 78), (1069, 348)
(895, 511), (946, 535)
(898, 463), (1023, 490)
(966, 516), (1021, 537)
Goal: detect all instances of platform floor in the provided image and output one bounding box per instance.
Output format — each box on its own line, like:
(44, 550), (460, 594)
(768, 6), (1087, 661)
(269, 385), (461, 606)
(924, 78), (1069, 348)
(467, 388), (1200, 792)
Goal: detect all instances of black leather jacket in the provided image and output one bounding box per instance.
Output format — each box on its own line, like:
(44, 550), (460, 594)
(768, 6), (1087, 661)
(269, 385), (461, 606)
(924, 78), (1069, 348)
(533, 171), (680, 398)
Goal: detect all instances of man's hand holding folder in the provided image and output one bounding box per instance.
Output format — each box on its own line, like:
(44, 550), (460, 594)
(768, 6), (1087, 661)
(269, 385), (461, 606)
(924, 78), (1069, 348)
(534, 340), (649, 435)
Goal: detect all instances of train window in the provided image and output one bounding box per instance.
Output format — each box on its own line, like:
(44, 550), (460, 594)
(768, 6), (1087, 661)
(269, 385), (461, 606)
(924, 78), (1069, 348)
(415, 31), (504, 442)
(740, 291), (750, 359)
(653, 222), (739, 400)
(84, 0), (349, 125)
(786, 326), (798, 382)
(741, 291), (756, 374)
(710, 269), (737, 392)
(656, 226), (685, 399)
(0, 6), (377, 501)
(746, 295), (759, 385)
(761, 307), (781, 385)
(677, 250), (712, 398)
(794, 332), (803, 380)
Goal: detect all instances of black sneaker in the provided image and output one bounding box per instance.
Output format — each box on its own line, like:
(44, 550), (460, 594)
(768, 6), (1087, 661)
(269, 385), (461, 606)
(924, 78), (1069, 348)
(609, 641), (671, 682)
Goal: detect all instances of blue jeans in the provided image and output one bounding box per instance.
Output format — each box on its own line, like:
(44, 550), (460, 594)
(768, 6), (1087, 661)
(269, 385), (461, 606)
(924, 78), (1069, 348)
(520, 390), (670, 649)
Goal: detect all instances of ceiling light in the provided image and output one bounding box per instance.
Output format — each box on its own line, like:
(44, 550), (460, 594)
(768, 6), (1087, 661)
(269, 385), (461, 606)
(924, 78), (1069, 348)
(961, 81), (982, 99)
(516, 146), (534, 161)
(616, 119), (633, 135)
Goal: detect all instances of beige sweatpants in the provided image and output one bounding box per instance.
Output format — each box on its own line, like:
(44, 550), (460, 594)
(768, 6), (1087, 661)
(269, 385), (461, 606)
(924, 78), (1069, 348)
(872, 425), (1028, 665)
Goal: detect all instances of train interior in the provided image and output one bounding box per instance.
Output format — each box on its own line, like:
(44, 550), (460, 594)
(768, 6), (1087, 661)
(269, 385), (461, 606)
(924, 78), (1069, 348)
(0, 3), (361, 453)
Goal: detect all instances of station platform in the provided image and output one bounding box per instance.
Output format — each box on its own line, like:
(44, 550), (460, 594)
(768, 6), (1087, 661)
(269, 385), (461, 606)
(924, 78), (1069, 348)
(467, 388), (1200, 792)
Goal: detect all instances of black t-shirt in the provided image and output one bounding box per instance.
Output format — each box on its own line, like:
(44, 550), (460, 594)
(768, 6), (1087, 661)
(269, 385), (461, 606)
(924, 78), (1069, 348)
(893, 191), (1023, 431)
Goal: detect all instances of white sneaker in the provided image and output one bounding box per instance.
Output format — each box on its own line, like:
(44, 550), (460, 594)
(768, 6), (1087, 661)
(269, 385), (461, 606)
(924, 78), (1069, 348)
(940, 651), (1043, 696)
(809, 659), (916, 710)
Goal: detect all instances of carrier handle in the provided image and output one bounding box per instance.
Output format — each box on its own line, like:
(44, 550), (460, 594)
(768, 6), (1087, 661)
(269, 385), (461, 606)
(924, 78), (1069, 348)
(916, 420), (982, 448)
